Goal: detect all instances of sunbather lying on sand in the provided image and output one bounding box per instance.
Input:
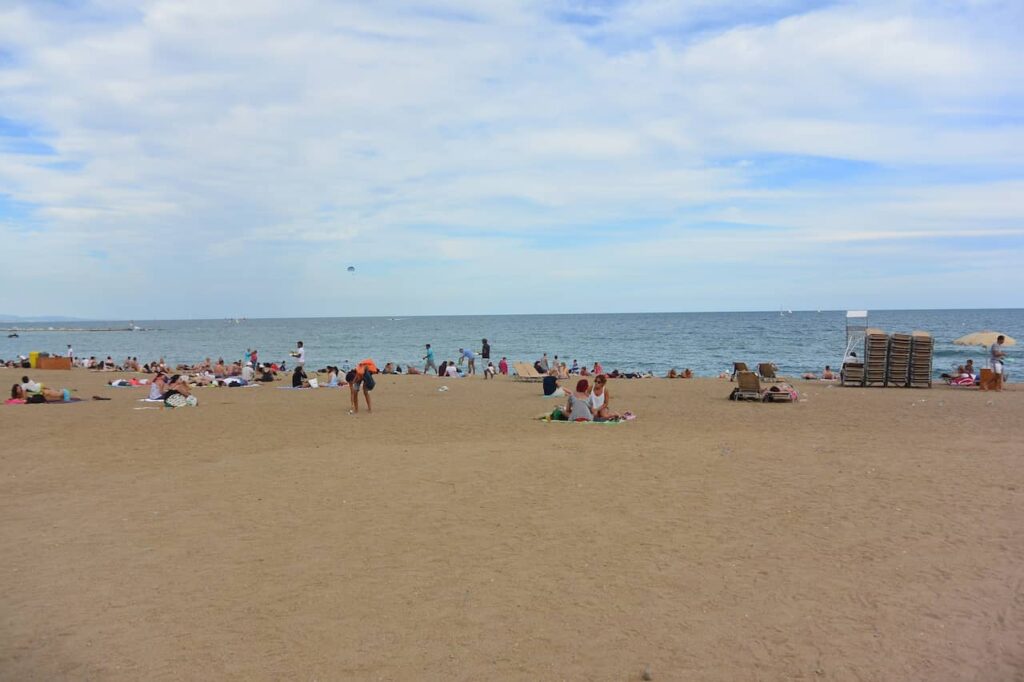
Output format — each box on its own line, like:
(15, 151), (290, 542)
(10, 384), (75, 403)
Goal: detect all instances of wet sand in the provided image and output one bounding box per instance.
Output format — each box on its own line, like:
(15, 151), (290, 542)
(1, 368), (1022, 680)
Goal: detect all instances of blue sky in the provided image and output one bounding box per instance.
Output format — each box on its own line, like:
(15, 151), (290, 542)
(0, 0), (1022, 318)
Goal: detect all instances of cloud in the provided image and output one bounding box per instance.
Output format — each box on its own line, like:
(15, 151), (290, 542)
(0, 0), (1021, 317)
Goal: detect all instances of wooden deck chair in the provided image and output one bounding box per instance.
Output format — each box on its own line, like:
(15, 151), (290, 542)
(731, 362), (750, 381)
(731, 371), (762, 401)
(758, 363), (779, 382)
(513, 362), (542, 382)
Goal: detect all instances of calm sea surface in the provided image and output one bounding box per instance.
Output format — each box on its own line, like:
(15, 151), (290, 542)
(2, 309), (1020, 380)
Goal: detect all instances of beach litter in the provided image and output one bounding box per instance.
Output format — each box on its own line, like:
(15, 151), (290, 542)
(438, 386), (449, 392)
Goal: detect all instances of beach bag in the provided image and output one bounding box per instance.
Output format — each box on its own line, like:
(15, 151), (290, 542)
(363, 369), (376, 391)
(164, 393), (188, 408)
(308, 377), (319, 389)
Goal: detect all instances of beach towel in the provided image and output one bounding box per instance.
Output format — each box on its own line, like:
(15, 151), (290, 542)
(540, 417), (626, 425)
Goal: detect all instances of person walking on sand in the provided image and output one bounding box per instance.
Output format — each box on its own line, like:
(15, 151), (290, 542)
(423, 344), (437, 374)
(292, 341), (306, 367)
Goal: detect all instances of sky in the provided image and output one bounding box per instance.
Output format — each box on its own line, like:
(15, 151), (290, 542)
(0, 0), (1022, 319)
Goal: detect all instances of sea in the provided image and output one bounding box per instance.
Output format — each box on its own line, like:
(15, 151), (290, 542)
(1, 309), (1019, 381)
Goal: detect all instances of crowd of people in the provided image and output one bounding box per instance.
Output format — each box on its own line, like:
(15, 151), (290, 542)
(5, 335), (1013, 411)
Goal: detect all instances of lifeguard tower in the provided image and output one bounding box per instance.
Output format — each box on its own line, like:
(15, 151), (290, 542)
(841, 310), (867, 385)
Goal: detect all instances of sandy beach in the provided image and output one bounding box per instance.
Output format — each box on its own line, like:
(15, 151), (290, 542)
(1, 368), (1021, 680)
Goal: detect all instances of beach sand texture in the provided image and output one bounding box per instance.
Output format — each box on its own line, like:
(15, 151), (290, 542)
(1, 368), (1022, 680)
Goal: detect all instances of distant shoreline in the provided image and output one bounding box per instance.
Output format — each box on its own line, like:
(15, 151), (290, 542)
(2, 327), (148, 333)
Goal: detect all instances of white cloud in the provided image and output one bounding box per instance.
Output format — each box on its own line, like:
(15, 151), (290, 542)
(0, 0), (1021, 316)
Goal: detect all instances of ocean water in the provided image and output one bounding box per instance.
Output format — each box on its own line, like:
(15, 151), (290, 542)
(1, 309), (1020, 380)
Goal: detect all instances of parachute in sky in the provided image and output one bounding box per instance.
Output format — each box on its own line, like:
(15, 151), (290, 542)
(346, 266), (356, 273)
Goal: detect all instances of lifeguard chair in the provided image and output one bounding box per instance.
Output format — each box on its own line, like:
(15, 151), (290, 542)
(841, 310), (867, 385)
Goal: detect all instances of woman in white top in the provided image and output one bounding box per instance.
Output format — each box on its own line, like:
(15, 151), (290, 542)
(588, 374), (618, 421)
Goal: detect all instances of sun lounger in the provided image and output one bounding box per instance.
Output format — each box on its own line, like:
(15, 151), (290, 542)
(513, 362), (543, 382)
(758, 363), (779, 382)
(731, 362), (750, 381)
(731, 371), (762, 401)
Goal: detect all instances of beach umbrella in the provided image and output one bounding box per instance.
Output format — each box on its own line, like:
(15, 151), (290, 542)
(953, 331), (1016, 347)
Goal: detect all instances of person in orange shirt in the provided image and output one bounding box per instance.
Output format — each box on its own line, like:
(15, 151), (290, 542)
(346, 358), (378, 414)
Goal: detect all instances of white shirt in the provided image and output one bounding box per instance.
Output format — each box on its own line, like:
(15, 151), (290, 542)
(296, 347), (306, 365)
(22, 379), (42, 393)
(241, 365), (255, 381)
(66, 347), (73, 358)
(446, 365), (459, 377)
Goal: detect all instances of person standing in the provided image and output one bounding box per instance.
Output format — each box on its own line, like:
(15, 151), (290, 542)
(480, 338), (491, 364)
(292, 341), (306, 368)
(66, 344), (74, 362)
(539, 353), (550, 373)
(251, 348), (258, 368)
(498, 357), (509, 375)
(990, 335), (1007, 391)
(423, 344), (437, 374)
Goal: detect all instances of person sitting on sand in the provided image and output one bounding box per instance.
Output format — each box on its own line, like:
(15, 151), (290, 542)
(565, 379), (594, 422)
(325, 366), (340, 386)
(406, 365), (421, 375)
(163, 374), (192, 399)
(292, 365), (309, 388)
(543, 370), (565, 397)
(484, 362), (496, 379)
(667, 368), (678, 378)
(382, 362), (396, 374)
(592, 362), (603, 375)
(148, 374), (167, 400)
(821, 365), (835, 380)
(557, 362), (570, 379)
(256, 365), (276, 382)
(9, 384), (75, 403)
(589, 374), (619, 421)
(445, 362), (460, 378)
(20, 376), (42, 395)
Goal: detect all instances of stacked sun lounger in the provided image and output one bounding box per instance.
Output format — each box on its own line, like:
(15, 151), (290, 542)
(909, 332), (934, 388)
(841, 362), (864, 386)
(864, 328), (889, 387)
(886, 333), (912, 387)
